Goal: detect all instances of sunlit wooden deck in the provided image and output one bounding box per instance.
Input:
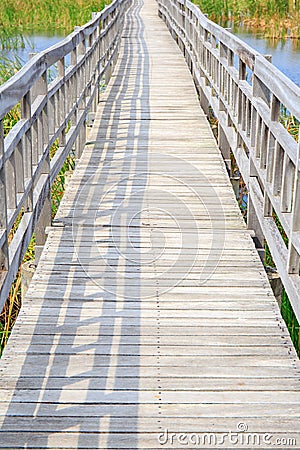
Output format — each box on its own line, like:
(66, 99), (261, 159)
(0, 0), (300, 448)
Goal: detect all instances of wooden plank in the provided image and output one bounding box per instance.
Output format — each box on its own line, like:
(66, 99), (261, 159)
(0, 431), (299, 450)
(6, 344), (292, 357)
(0, 416), (299, 433)
(1, 376), (299, 391)
(10, 324), (287, 336)
(1, 355), (297, 369)
(1, 402), (300, 417)
(2, 389), (300, 404)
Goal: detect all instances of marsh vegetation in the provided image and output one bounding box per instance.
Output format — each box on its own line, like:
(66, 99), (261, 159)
(0, 0), (108, 49)
(194, 0), (300, 38)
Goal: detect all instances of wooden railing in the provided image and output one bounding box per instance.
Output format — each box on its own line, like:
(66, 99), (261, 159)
(158, 0), (300, 320)
(0, 0), (129, 309)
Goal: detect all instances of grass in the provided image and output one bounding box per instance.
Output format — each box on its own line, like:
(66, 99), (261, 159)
(0, 277), (22, 352)
(0, 0), (109, 49)
(281, 289), (300, 357)
(193, 0), (300, 38)
(280, 108), (299, 141)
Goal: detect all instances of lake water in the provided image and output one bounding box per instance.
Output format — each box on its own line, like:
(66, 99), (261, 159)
(1, 30), (300, 87)
(0, 35), (63, 65)
(233, 28), (300, 87)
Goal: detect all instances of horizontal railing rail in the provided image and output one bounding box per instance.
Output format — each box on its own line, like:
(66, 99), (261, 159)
(158, 0), (300, 320)
(0, 0), (130, 309)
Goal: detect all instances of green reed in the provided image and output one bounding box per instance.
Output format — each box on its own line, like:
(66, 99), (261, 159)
(0, 0), (109, 49)
(193, 0), (300, 38)
(281, 289), (300, 357)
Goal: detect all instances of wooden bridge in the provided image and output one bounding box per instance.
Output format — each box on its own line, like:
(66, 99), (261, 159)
(0, 0), (300, 447)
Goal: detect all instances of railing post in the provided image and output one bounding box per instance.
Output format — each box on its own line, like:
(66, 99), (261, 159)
(58, 58), (66, 146)
(91, 12), (100, 113)
(0, 120), (9, 272)
(32, 69), (51, 264)
(105, 12), (115, 85)
(288, 142), (300, 274)
(198, 25), (210, 116)
(95, 13), (102, 106)
(74, 27), (87, 159)
(21, 90), (33, 213)
(247, 184), (265, 261)
(218, 125), (231, 173)
(70, 46), (77, 129)
(253, 55), (272, 105)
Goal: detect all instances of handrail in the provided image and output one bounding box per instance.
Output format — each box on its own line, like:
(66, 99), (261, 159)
(158, 0), (300, 320)
(0, 0), (130, 308)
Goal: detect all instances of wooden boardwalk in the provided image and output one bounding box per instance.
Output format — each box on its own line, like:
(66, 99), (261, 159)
(1, 0), (300, 448)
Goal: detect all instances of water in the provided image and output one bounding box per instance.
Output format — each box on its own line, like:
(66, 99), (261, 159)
(10, 34), (64, 62)
(1, 29), (300, 87)
(233, 27), (300, 87)
(0, 34), (64, 78)
(29, 30), (300, 88)
(0, 34), (71, 84)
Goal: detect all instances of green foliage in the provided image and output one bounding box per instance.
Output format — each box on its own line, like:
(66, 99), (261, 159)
(50, 141), (76, 218)
(194, 0), (295, 18)
(0, 54), (21, 83)
(193, 0), (300, 37)
(281, 289), (300, 357)
(0, 275), (22, 354)
(0, 0), (109, 49)
(197, 0), (225, 18)
(280, 108), (299, 142)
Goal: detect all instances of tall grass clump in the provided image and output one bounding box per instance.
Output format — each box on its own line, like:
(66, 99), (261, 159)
(281, 290), (300, 357)
(193, 0), (300, 38)
(0, 0), (110, 49)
